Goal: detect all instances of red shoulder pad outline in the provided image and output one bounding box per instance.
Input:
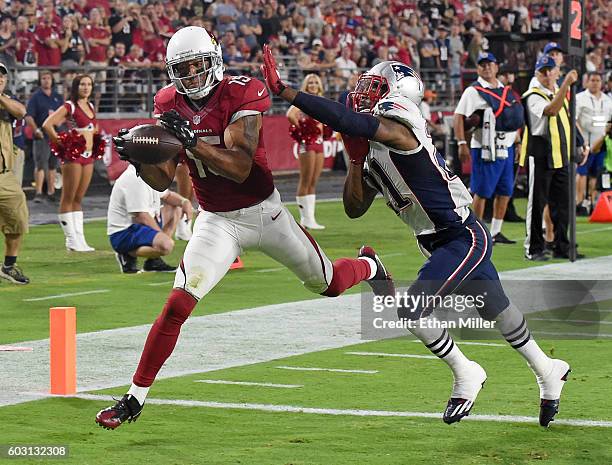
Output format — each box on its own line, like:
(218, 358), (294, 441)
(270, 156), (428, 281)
(153, 84), (177, 116)
(227, 76), (271, 115)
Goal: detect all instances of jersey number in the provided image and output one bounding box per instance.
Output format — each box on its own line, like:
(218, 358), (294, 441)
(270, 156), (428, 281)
(185, 136), (222, 178)
(228, 76), (252, 86)
(369, 158), (413, 214)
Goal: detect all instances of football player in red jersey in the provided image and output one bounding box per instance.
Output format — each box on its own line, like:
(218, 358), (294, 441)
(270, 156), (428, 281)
(96, 26), (394, 430)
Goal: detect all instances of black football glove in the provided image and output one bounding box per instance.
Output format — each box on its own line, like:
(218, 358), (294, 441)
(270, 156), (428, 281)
(113, 128), (141, 175)
(159, 110), (197, 148)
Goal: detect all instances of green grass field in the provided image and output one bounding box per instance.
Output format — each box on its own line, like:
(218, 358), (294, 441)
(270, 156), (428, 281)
(1, 198), (611, 464)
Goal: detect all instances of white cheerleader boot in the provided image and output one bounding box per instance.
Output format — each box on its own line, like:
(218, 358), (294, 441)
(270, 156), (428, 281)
(73, 211), (95, 252)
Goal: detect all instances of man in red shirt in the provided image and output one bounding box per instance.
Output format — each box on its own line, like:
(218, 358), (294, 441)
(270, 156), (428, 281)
(83, 8), (111, 106)
(34, 2), (62, 67)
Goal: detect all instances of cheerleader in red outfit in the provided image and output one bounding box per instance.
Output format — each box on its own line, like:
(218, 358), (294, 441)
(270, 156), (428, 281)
(43, 74), (99, 252)
(287, 74), (326, 230)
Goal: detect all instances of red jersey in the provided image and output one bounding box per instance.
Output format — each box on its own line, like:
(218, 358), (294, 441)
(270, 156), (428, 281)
(35, 23), (61, 66)
(15, 31), (35, 63)
(154, 76), (274, 212)
(83, 25), (110, 63)
(64, 100), (96, 131)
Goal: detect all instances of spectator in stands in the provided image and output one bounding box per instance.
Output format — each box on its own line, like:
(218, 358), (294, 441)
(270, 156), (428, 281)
(107, 164), (192, 274)
(121, 44), (150, 110)
(320, 23), (337, 50)
(6, 0), (24, 22)
(26, 70), (63, 203)
(454, 52), (522, 245)
(436, 24), (451, 72)
(0, 16), (16, 67)
(59, 15), (85, 68)
(258, 4), (281, 46)
(210, 0), (240, 35)
(109, 0), (138, 51)
(335, 46), (357, 80)
(418, 25), (440, 75)
(576, 72), (612, 215)
(0, 63), (29, 285)
(292, 13), (311, 45)
(34, 2), (62, 68)
(83, 8), (110, 109)
(405, 13), (423, 41)
(236, 1), (261, 52)
(287, 74), (327, 230)
(372, 45), (390, 66)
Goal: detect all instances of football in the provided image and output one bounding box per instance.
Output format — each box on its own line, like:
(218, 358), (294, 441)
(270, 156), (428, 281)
(118, 124), (183, 164)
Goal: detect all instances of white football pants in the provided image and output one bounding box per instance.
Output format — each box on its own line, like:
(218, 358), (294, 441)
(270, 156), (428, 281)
(173, 189), (334, 300)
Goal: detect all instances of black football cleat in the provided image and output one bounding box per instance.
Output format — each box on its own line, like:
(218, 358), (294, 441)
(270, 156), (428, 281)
(115, 253), (139, 273)
(443, 398), (476, 424)
(143, 257), (177, 272)
(96, 394), (143, 430)
(358, 245), (394, 298)
(492, 232), (516, 245)
(442, 361), (487, 424)
(537, 360), (571, 427)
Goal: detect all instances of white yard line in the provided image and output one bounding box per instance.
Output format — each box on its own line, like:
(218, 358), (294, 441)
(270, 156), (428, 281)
(255, 267), (286, 273)
(22, 289), (110, 302)
(276, 366), (378, 374)
(146, 281), (175, 286)
(195, 380), (302, 389)
(577, 225), (612, 235)
(74, 393), (612, 428)
(530, 318), (612, 325)
(346, 351), (437, 359)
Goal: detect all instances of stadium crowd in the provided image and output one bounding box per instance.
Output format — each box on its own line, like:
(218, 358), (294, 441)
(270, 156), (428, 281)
(0, 0), (610, 111)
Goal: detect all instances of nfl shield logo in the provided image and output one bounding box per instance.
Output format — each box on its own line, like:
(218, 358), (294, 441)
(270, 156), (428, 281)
(193, 115), (201, 125)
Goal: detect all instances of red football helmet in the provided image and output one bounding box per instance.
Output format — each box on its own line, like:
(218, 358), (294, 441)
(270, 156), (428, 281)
(348, 74), (390, 113)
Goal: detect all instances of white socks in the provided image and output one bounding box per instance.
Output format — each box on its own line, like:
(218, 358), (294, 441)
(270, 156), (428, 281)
(490, 218), (503, 236)
(496, 304), (553, 378)
(58, 211), (94, 252)
(410, 323), (471, 374)
(127, 383), (149, 406)
(297, 194), (325, 230)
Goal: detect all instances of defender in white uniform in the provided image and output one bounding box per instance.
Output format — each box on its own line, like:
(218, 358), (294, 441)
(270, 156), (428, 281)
(265, 51), (571, 426)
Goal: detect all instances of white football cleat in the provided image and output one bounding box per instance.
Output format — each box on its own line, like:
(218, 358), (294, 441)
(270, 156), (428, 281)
(301, 219), (326, 230)
(537, 358), (571, 427)
(443, 361), (487, 424)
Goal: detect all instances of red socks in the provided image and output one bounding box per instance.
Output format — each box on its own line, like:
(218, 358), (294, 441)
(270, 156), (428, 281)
(322, 258), (372, 297)
(132, 288), (197, 387)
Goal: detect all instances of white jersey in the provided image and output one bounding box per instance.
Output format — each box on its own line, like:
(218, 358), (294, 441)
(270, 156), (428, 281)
(364, 95), (472, 236)
(107, 165), (165, 235)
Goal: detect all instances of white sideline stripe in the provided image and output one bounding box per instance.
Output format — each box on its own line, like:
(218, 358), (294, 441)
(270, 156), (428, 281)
(276, 366), (378, 374)
(74, 393), (612, 428)
(195, 380), (302, 389)
(575, 309), (612, 313)
(22, 289), (110, 302)
(146, 281), (175, 286)
(380, 252), (404, 258)
(346, 351), (437, 359)
(479, 328), (612, 338)
(578, 225), (612, 235)
(409, 340), (506, 347)
(255, 267), (285, 273)
(531, 318), (612, 325)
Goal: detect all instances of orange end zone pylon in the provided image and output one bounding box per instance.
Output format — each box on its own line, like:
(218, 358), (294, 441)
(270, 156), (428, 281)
(589, 191), (612, 223)
(230, 256), (244, 270)
(49, 307), (76, 395)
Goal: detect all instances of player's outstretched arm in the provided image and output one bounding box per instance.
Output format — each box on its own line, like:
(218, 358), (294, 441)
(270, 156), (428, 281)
(261, 45), (419, 152)
(343, 162), (378, 218)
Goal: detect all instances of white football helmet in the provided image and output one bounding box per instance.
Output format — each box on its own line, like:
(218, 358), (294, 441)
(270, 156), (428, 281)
(166, 26), (225, 99)
(349, 61), (424, 112)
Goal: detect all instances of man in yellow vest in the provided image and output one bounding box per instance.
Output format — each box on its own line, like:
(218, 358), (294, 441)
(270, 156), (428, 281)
(0, 62), (29, 284)
(520, 55), (582, 261)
